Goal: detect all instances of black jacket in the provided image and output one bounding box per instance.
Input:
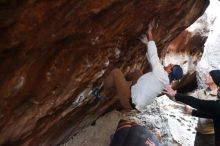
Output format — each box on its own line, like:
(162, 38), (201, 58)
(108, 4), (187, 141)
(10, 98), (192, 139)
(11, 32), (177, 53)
(175, 93), (220, 146)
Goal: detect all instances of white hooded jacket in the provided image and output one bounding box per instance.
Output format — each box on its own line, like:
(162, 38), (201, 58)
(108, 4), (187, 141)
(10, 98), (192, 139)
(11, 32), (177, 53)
(131, 41), (169, 110)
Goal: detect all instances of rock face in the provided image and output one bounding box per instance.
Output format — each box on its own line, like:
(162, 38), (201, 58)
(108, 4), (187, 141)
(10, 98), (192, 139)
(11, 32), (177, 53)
(163, 10), (212, 92)
(163, 30), (206, 92)
(197, 14), (220, 88)
(0, 1), (209, 146)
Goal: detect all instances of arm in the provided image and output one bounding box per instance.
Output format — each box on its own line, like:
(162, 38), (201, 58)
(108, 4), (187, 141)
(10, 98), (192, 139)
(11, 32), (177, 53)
(147, 41), (161, 68)
(147, 41), (169, 82)
(192, 109), (214, 119)
(163, 85), (219, 115)
(139, 35), (160, 68)
(146, 20), (161, 69)
(175, 93), (217, 114)
(140, 20), (162, 69)
(182, 104), (213, 119)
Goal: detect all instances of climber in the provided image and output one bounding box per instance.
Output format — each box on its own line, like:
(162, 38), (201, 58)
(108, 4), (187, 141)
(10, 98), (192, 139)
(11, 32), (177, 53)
(163, 70), (220, 146)
(92, 19), (183, 111)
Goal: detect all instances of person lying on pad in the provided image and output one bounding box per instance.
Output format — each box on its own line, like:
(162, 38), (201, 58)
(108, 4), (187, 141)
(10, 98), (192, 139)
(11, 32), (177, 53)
(110, 119), (168, 146)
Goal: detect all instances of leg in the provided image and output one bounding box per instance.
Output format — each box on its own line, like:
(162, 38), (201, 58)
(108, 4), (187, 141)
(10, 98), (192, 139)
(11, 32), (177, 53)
(194, 133), (215, 146)
(100, 70), (115, 97)
(101, 68), (132, 110)
(204, 134), (215, 146)
(194, 133), (202, 146)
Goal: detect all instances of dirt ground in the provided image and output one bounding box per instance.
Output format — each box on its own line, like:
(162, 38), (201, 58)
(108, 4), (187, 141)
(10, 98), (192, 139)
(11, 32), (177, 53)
(61, 110), (124, 146)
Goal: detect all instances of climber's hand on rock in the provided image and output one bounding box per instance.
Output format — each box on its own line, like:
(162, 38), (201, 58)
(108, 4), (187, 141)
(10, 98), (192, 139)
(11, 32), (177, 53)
(147, 19), (156, 41)
(147, 19), (155, 33)
(139, 34), (148, 45)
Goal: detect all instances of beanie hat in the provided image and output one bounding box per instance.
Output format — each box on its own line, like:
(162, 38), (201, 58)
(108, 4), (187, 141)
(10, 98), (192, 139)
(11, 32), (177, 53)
(168, 65), (183, 82)
(209, 70), (220, 87)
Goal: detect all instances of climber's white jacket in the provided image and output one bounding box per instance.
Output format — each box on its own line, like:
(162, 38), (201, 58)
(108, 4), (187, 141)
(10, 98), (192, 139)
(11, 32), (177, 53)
(131, 41), (169, 110)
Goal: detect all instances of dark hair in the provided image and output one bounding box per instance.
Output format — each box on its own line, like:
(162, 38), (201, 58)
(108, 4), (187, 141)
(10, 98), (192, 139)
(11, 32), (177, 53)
(209, 70), (220, 87)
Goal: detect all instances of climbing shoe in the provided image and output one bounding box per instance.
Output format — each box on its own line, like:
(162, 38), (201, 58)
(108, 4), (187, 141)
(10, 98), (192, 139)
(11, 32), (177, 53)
(92, 87), (107, 101)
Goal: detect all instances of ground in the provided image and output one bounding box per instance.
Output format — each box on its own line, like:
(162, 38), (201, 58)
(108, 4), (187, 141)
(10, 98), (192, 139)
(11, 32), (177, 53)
(61, 95), (198, 146)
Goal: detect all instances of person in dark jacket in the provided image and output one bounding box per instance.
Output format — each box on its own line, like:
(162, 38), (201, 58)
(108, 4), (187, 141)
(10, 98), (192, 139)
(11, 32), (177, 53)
(163, 70), (220, 146)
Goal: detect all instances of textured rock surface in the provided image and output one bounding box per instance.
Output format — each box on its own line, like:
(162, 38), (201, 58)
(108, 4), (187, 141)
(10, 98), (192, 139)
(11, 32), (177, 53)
(163, 9), (213, 91)
(0, 1), (208, 146)
(163, 30), (206, 92)
(197, 14), (220, 88)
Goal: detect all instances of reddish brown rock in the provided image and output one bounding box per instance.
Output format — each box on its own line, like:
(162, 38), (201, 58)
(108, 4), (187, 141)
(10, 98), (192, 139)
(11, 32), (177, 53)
(164, 28), (207, 91)
(0, 0), (209, 146)
(166, 30), (206, 55)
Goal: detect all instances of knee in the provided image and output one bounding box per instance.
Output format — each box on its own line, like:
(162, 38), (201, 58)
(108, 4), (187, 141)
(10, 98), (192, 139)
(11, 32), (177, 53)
(111, 68), (123, 76)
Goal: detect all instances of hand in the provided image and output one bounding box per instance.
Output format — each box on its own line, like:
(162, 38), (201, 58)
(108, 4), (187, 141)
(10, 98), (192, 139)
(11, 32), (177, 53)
(162, 85), (177, 100)
(145, 138), (156, 146)
(147, 19), (155, 33)
(146, 19), (156, 41)
(139, 34), (148, 45)
(183, 105), (192, 115)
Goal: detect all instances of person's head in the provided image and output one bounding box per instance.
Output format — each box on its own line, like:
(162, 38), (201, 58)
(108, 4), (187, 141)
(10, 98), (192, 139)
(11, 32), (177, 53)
(209, 70), (220, 98)
(165, 64), (183, 82)
(205, 73), (215, 86)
